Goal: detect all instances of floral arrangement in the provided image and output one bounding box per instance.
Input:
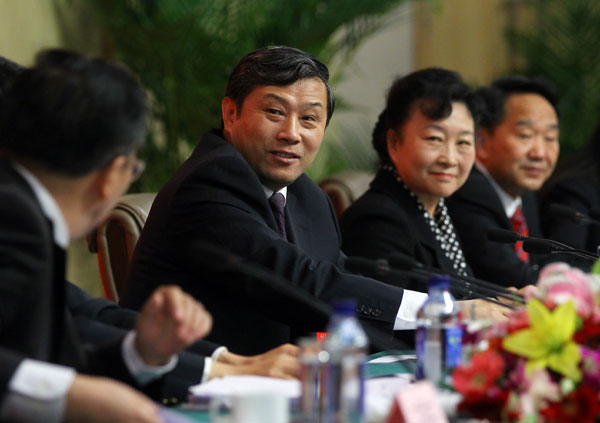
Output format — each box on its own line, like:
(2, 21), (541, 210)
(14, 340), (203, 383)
(451, 263), (600, 423)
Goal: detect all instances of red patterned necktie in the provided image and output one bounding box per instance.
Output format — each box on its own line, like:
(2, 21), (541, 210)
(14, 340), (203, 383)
(510, 206), (529, 262)
(269, 192), (287, 240)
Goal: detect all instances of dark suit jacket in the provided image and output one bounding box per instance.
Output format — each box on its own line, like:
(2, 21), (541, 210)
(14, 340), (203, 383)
(0, 348), (24, 403)
(340, 169), (472, 293)
(66, 280), (226, 402)
(0, 159), (160, 396)
(121, 130), (406, 355)
(539, 171), (600, 267)
(446, 167), (543, 287)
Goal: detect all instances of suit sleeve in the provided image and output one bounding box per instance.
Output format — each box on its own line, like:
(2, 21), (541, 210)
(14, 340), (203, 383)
(166, 158), (404, 329)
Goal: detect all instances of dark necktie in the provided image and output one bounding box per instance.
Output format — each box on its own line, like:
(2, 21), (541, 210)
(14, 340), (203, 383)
(269, 192), (287, 240)
(510, 206), (529, 262)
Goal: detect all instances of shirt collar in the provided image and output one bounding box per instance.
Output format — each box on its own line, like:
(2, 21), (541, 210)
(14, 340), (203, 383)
(475, 161), (522, 218)
(262, 186), (288, 205)
(12, 162), (70, 248)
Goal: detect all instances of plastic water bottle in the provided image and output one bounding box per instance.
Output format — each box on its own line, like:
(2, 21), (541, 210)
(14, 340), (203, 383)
(415, 275), (462, 387)
(322, 300), (368, 423)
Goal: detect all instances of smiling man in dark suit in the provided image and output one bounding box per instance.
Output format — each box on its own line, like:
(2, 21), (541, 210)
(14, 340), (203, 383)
(121, 45), (431, 355)
(447, 76), (560, 287)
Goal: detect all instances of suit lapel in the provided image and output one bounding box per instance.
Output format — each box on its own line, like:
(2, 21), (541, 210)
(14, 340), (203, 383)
(284, 189), (312, 250)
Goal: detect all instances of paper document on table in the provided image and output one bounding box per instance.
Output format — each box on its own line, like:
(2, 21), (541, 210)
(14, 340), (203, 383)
(189, 375), (300, 400)
(368, 353), (416, 364)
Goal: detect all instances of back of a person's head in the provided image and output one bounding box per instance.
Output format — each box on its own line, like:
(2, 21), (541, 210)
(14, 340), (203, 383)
(0, 49), (147, 176)
(478, 75), (559, 132)
(372, 67), (482, 164)
(225, 45), (335, 125)
(0, 57), (24, 100)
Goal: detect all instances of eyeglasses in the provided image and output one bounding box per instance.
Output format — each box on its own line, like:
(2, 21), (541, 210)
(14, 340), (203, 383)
(130, 157), (146, 182)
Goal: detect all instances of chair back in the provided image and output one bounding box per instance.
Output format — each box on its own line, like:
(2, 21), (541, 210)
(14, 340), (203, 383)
(88, 193), (156, 301)
(319, 170), (373, 218)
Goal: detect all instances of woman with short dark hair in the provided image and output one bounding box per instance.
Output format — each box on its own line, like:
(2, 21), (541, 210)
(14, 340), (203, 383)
(340, 68), (483, 291)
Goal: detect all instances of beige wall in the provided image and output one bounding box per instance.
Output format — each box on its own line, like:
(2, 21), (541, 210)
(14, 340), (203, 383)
(414, 0), (510, 85)
(0, 0), (102, 66)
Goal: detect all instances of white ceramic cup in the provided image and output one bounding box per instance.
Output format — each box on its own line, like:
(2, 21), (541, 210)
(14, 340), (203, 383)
(210, 392), (289, 423)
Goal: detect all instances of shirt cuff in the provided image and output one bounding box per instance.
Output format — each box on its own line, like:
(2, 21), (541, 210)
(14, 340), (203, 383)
(122, 331), (178, 385)
(1, 360), (75, 423)
(394, 290), (428, 330)
(200, 358), (213, 384)
(211, 346), (228, 361)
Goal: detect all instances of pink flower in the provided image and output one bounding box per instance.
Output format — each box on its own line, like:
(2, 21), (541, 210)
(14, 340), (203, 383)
(537, 263), (595, 318)
(518, 369), (560, 417)
(580, 347), (600, 389)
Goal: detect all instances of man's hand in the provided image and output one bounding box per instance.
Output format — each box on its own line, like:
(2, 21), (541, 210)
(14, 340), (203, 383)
(210, 344), (300, 380)
(65, 374), (162, 423)
(135, 285), (212, 366)
(467, 298), (511, 322)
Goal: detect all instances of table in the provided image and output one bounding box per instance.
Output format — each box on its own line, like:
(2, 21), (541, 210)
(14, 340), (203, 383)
(172, 350), (415, 422)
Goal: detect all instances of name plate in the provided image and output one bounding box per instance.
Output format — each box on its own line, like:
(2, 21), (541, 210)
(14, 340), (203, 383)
(386, 381), (449, 423)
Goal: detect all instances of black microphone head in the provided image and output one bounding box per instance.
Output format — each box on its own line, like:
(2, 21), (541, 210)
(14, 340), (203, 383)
(549, 203), (583, 223)
(487, 228), (522, 244)
(522, 238), (553, 254)
(388, 251), (422, 270)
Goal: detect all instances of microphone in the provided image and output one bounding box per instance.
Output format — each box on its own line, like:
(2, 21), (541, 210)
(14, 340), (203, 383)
(345, 256), (520, 309)
(487, 227), (522, 243)
(486, 228), (599, 262)
(522, 238), (599, 262)
(189, 241), (409, 351)
(549, 204), (600, 226)
(387, 252), (525, 306)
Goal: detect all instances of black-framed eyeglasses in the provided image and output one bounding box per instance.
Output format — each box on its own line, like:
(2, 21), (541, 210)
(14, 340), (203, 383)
(130, 158), (146, 182)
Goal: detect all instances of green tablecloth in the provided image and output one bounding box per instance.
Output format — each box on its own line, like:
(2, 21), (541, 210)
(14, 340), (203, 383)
(173, 350), (415, 422)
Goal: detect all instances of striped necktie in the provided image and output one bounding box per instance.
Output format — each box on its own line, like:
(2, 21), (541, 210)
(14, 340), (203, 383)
(269, 192), (287, 240)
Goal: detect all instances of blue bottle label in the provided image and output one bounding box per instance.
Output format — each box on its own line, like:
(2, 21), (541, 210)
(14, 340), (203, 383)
(444, 326), (462, 368)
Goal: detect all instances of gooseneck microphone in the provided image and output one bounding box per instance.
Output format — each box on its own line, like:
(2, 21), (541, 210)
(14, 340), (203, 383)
(387, 252), (525, 306)
(486, 228), (599, 262)
(549, 203), (600, 226)
(344, 255), (522, 309)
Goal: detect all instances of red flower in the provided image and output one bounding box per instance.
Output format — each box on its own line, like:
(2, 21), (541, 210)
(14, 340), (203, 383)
(452, 349), (505, 398)
(456, 389), (510, 422)
(574, 318), (600, 348)
(540, 386), (600, 423)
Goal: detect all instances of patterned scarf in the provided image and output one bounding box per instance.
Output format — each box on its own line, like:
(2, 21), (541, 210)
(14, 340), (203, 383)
(382, 164), (469, 277)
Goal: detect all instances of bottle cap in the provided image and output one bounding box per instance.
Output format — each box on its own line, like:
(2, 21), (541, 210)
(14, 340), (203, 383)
(428, 275), (450, 290)
(331, 299), (356, 316)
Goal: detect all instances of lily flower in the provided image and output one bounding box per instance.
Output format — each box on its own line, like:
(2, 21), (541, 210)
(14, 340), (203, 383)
(502, 299), (581, 381)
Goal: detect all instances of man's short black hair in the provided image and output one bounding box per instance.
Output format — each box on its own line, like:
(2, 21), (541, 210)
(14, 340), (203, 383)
(477, 75), (559, 132)
(225, 45), (335, 126)
(0, 57), (24, 100)
(372, 67), (483, 164)
(0, 49), (147, 176)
